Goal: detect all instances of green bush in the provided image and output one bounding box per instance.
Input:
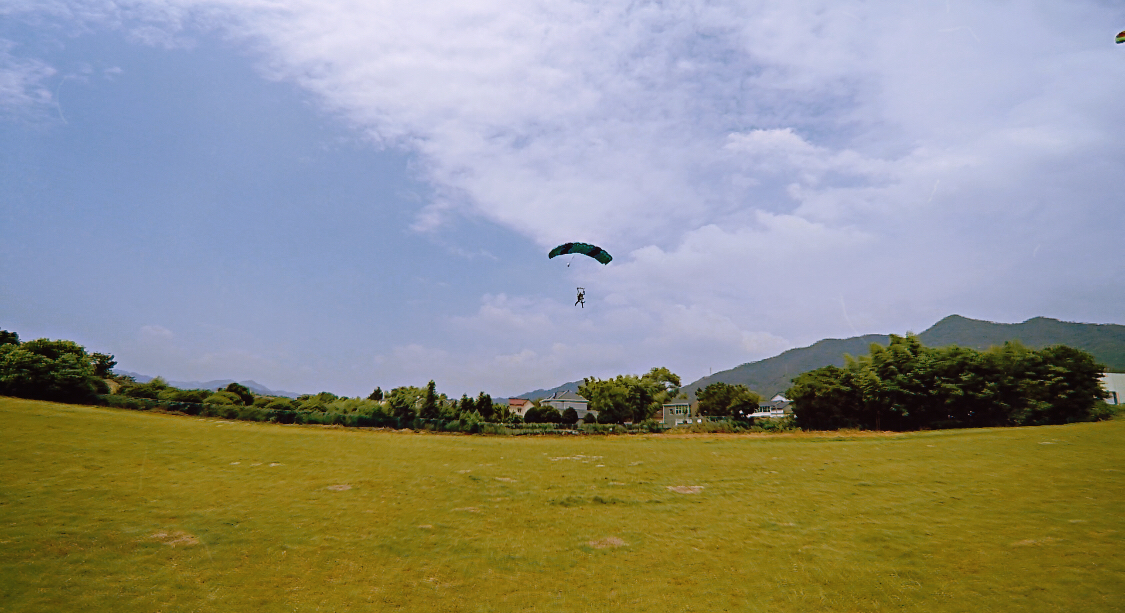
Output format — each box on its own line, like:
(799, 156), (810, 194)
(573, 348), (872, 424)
(100, 394), (147, 411)
(203, 391), (241, 405)
(0, 341), (100, 404)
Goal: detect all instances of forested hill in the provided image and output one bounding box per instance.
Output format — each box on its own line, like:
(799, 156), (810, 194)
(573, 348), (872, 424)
(685, 315), (1125, 399)
(514, 380), (582, 401)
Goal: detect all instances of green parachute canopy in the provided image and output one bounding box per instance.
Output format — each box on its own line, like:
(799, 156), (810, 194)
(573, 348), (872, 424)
(1118, 30), (1125, 44)
(549, 242), (612, 265)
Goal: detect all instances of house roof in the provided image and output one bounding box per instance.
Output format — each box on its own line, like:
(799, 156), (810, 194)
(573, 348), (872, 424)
(548, 390), (588, 403)
(509, 398), (530, 407)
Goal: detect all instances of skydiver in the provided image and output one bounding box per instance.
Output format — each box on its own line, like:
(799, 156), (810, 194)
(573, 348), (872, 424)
(575, 287), (585, 308)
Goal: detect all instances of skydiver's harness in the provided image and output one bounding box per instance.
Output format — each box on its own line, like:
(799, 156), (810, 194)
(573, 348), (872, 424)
(575, 287), (585, 308)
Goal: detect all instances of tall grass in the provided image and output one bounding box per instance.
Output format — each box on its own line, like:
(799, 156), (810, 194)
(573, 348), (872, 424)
(1, 397), (1122, 612)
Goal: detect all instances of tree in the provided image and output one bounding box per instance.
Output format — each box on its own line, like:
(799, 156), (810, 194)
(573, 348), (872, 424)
(476, 392), (495, 420)
(641, 367), (682, 405)
(225, 382), (254, 406)
(90, 353), (116, 378)
(561, 407), (579, 425)
(0, 330), (19, 347)
(0, 339), (99, 403)
(368, 387), (384, 401)
(696, 382), (761, 418)
(525, 406), (562, 423)
(387, 386), (423, 419)
(787, 335), (1109, 431)
(419, 380), (440, 419)
(579, 368), (680, 424)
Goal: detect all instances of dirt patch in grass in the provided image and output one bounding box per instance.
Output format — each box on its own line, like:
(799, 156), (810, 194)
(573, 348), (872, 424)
(1011, 537), (1060, 546)
(550, 455), (603, 462)
(453, 506), (481, 513)
(495, 477), (516, 483)
(326, 484), (352, 491)
(668, 485), (704, 494)
(151, 531), (200, 547)
(588, 536), (627, 549)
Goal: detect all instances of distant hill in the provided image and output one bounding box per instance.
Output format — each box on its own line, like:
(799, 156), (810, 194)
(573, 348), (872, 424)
(684, 315), (1125, 399)
(513, 380), (583, 401)
(115, 371), (303, 398)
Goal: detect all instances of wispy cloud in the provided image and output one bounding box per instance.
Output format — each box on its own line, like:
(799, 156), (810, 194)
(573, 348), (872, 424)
(0, 39), (57, 117)
(7, 0), (1125, 392)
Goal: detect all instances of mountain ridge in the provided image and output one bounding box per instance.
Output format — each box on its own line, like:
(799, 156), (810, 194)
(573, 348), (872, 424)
(683, 315), (1125, 399)
(115, 371), (303, 398)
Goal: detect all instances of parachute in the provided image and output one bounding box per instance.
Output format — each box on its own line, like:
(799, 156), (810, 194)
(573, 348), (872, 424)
(548, 242), (612, 265)
(1118, 30), (1125, 44)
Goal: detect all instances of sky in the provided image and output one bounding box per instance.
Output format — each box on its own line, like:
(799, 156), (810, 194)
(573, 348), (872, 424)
(2, 0), (1124, 398)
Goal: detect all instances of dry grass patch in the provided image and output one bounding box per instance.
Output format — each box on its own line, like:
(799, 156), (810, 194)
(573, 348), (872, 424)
(150, 531), (199, 547)
(1011, 537), (1060, 546)
(668, 485), (704, 494)
(326, 484), (352, 491)
(588, 536), (627, 549)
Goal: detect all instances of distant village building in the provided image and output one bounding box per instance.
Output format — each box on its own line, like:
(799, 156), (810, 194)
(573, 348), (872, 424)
(660, 400), (693, 427)
(750, 394), (793, 419)
(508, 398), (531, 418)
(541, 390), (597, 421)
(1101, 373), (1125, 406)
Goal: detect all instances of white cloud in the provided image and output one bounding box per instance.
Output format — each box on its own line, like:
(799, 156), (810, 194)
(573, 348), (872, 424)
(0, 39), (56, 116)
(139, 324), (174, 341)
(9, 0), (1125, 393)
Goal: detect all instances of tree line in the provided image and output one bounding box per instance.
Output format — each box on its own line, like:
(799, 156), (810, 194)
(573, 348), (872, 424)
(1, 327), (1114, 432)
(787, 334), (1112, 430)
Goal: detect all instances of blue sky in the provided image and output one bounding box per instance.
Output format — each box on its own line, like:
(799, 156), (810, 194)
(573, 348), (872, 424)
(2, 1), (1124, 397)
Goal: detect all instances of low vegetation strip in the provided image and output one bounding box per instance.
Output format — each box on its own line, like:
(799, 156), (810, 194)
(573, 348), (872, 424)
(1, 397), (1122, 612)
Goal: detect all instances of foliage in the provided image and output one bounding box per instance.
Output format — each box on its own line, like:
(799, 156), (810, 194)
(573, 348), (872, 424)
(387, 386), (424, 419)
(579, 367), (681, 424)
(225, 382), (255, 406)
(0, 330), (19, 347)
(524, 405), (563, 424)
(695, 382), (762, 417)
(0, 337), (101, 403)
(560, 407), (579, 425)
(90, 352), (117, 378)
(203, 391), (242, 406)
(419, 380), (440, 419)
(368, 387), (384, 401)
(788, 335), (1108, 431)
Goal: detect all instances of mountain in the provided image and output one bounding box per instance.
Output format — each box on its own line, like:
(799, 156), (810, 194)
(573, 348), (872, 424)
(684, 315), (1125, 399)
(513, 380), (583, 401)
(115, 371), (303, 398)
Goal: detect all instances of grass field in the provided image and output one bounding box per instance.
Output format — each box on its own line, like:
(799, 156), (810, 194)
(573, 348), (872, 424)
(1, 398), (1122, 612)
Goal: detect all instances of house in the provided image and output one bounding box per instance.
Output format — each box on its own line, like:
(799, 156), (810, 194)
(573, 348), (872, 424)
(1102, 373), (1125, 406)
(661, 401), (730, 426)
(751, 394), (793, 419)
(541, 390), (597, 421)
(508, 398), (532, 417)
(660, 400), (693, 427)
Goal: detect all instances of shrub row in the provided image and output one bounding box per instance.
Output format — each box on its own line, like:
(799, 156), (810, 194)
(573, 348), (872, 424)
(95, 395), (675, 434)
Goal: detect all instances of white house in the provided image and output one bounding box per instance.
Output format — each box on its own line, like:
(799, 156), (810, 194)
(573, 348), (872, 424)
(1101, 373), (1125, 405)
(750, 394), (793, 419)
(541, 390), (597, 421)
(508, 398), (531, 417)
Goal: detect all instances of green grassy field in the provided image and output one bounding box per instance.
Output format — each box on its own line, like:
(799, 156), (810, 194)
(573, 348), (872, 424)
(1, 398), (1122, 612)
